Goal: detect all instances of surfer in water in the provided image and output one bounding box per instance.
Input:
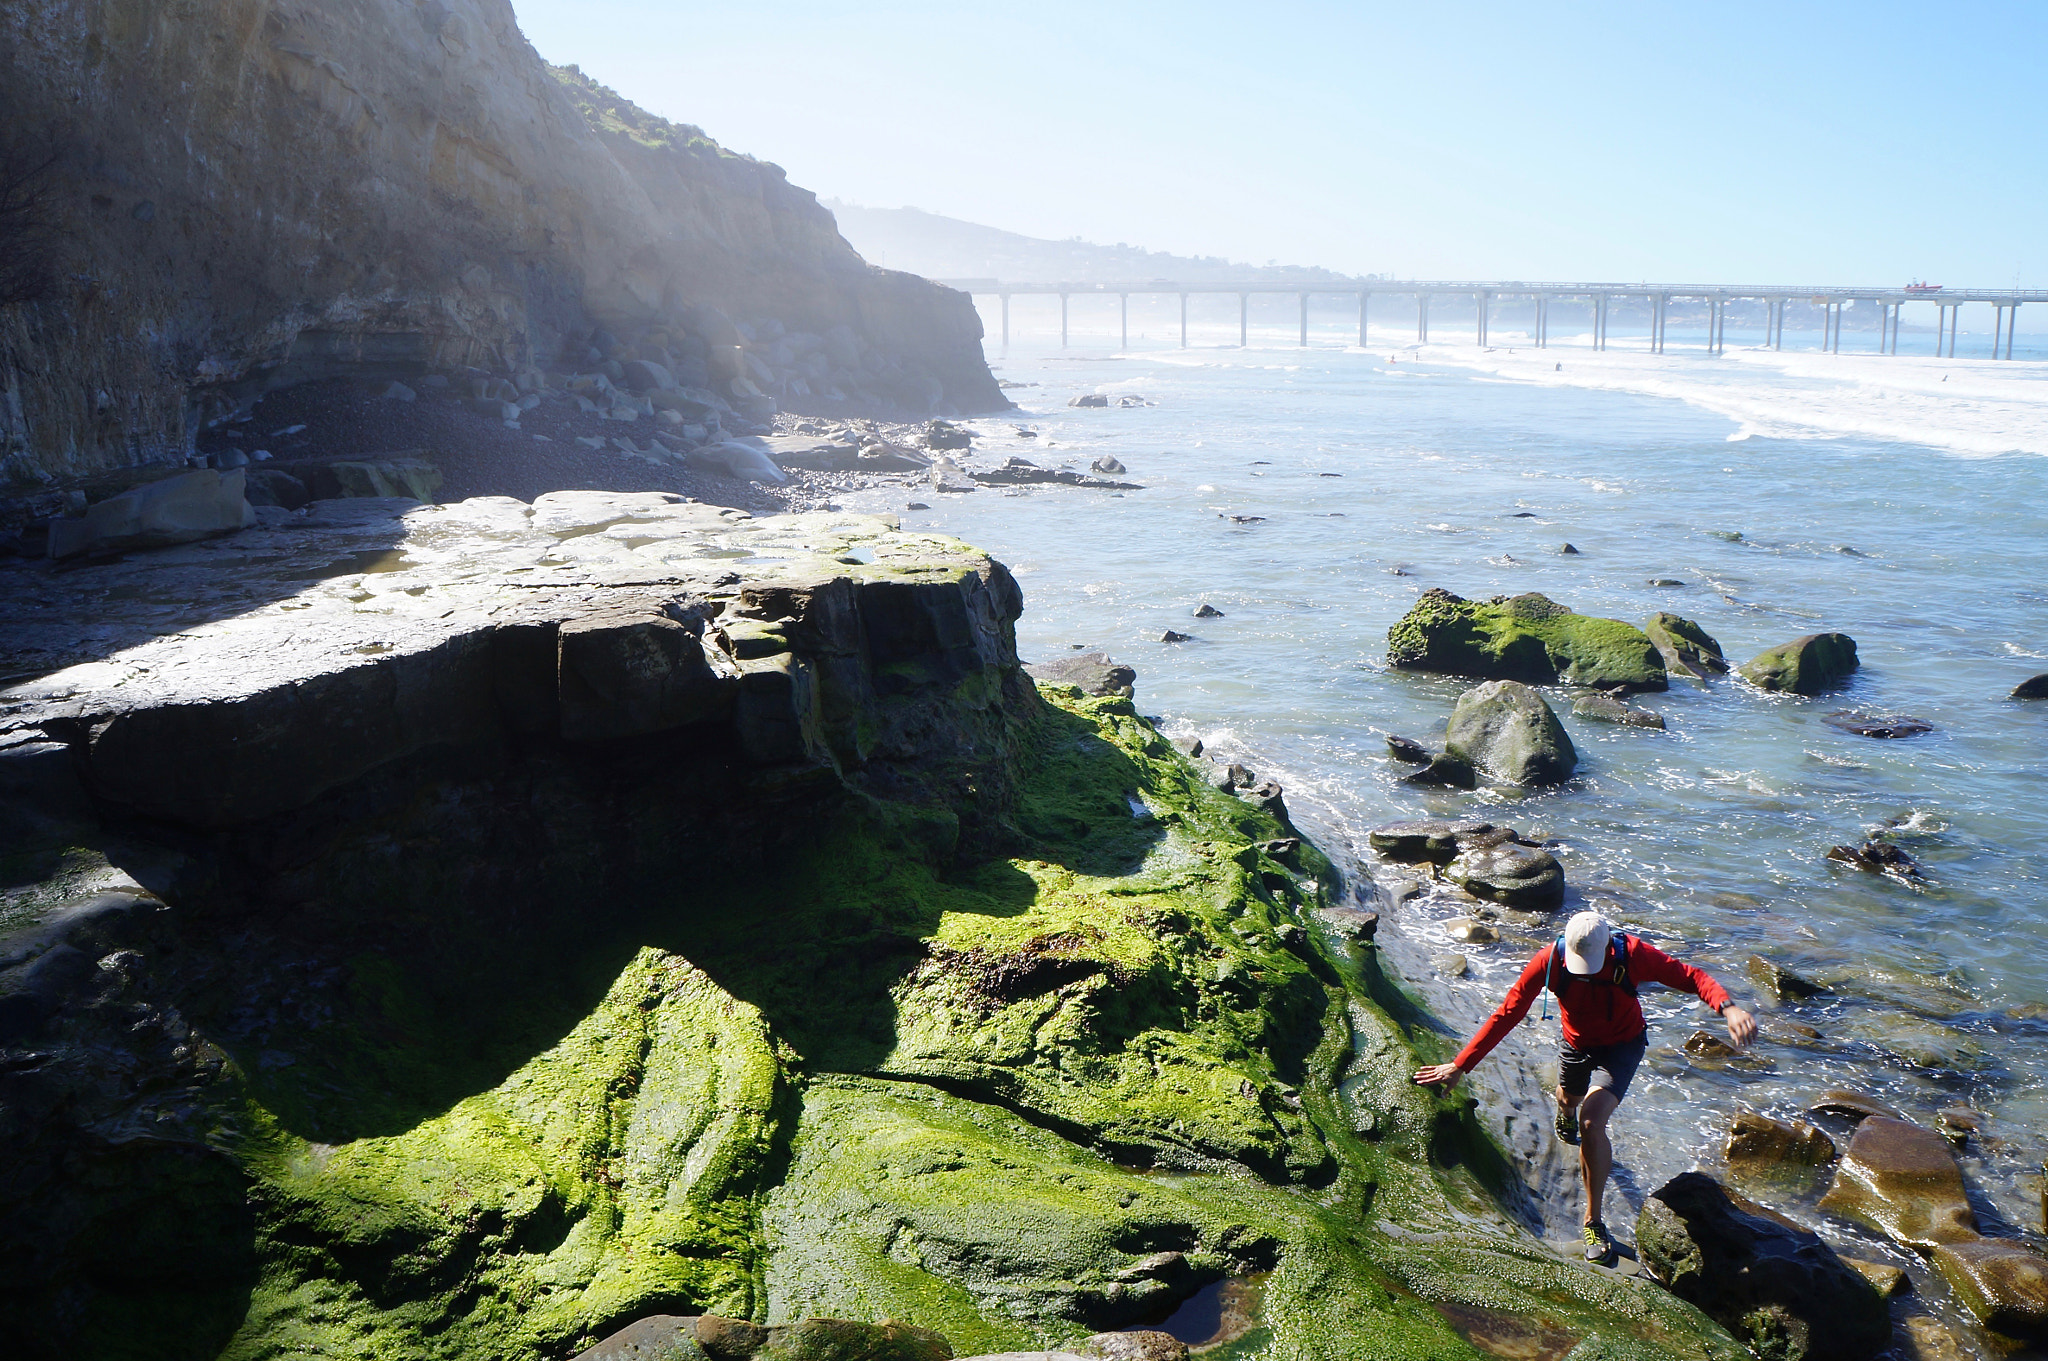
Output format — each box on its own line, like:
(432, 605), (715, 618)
(1412, 911), (1756, 1264)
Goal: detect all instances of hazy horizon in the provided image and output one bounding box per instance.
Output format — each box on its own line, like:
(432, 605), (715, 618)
(512, 1), (2048, 292)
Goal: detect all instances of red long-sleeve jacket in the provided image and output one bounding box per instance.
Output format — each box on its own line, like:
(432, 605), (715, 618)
(1453, 934), (1732, 1072)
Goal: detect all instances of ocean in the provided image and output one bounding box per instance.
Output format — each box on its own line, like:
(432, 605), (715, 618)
(840, 313), (2048, 1347)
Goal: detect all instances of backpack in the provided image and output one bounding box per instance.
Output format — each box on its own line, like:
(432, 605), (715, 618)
(1537, 932), (1636, 1022)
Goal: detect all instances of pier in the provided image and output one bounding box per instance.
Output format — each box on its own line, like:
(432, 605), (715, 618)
(942, 279), (2046, 358)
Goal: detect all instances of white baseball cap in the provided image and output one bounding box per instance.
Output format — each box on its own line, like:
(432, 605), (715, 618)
(1562, 911), (1613, 975)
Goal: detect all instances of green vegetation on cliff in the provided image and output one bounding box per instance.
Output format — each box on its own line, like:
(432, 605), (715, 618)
(169, 685), (1739, 1360)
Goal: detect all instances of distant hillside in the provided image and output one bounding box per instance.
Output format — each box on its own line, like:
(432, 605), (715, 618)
(826, 202), (1363, 286)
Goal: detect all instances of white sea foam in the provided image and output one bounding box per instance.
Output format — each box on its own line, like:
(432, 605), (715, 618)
(1417, 342), (2048, 457)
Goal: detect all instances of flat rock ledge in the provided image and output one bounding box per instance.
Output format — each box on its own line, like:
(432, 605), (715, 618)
(1, 492), (1022, 828)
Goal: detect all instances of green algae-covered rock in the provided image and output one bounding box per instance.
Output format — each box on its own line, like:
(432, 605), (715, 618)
(1443, 680), (1578, 786)
(1645, 612), (1729, 682)
(1387, 589), (1667, 691)
(1635, 1173), (1888, 1361)
(1738, 634), (1859, 694)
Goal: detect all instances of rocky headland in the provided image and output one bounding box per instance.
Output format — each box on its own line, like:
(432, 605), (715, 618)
(0, 494), (1761, 1359)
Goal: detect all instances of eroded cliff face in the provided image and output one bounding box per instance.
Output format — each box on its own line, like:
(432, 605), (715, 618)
(0, 0), (1002, 483)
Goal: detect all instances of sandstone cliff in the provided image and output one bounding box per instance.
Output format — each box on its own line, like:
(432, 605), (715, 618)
(0, 0), (1003, 484)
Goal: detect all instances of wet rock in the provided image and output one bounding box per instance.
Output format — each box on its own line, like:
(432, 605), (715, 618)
(1826, 841), (1919, 879)
(1897, 1316), (1968, 1361)
(243, 468), (310, 510)
(1808, 1092), (1904, 1124)
(1405, 754), (1477, 789)
(971, 458), (1139, 490)
(1822, 711), (1934, 739)
(1158, 630), (1192, 644)
(573, 1315), (706, 1360)
(922, 419), (972, 450)
(1645, 612), (1729, 681)
(1386, 588), (1668, 691)
(1819, 1117), (1977, 1249)
(906, 502), (930, 511)
(47, 468), (255, 558)
(1443, 680), (1578, 786)
(1079, 1331), (1187, 1361)
(1091, 456), (1127, 476)
(1557, 543), (1580, 555)
(1023, 652), (1136, 698)
(1434, 953), (1469, 978)
(1746, 955), (1830, 1002)
(1241, 781), (1290, 826)
(1931, 1240), (2048, 1340)
(1191, 603), (1223, 618)
(1572, 692), (1666, 729)
(1635, 1172), (1889, 1361)
(1739, 633), (1859, 694)
(930, 461), (977, 494)
(1446, 843), (1565, 911)
(1328, 910), (1379, 941)
(1172, 735), (1203, 758)
(1366, 819), (1507, 863)
(1446, 918), (1500, 945)
(2012, 674), (2048, 700)
(1647, 578), (1685, 587)
(1841, 1258), (1908, 1299)
(694, 1316), (769, 1357)
(1070, 394), (1109, 407)
(1686, 1031), (1741, 1059)
(1936, 1108), (1982, 1147)
(1726, 1110), (1837, 1166)
(268, 457), (444, 503)
(1385, 734), (1431, 764)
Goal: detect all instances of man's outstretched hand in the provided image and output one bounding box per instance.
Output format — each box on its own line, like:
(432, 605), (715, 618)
(1724, 1005), (1758, 1048)
(1412, 1062), (1464, 1090)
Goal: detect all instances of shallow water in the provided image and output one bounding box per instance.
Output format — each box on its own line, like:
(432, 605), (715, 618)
(842, 335), (2048, 1350)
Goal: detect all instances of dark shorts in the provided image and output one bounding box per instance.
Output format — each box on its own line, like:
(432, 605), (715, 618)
(1559, 1032), (1649, 1102)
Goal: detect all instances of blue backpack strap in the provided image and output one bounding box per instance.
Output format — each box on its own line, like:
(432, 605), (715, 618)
(1539, 937), (1563, 1021)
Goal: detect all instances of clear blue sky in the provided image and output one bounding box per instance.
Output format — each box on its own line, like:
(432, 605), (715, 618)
(510, 1), (2047, 287)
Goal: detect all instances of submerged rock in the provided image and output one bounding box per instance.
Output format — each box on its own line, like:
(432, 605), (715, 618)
(1739, 633), (1859, 694)
(1191, 603), (1223, 618)
(1386, 589), (1667, 691)
(1932, 1239), (2048, 1340)
(1819, 1117), (1978, 1249)
(1635, 1172), (1889, 1361)
(1746, 955), (1830, 1002)
(1725, 1110), (1837, 1167)
(1443, 680), (1579, 786)
(1822, 711), (1934, 739)
(1572, 691), (1666, 729)
(1826, 840), (1920, 879)
(1645, 612), (1730, 681)
(1405, 754), (1477, 789)
(2013, 674), (2048, 699)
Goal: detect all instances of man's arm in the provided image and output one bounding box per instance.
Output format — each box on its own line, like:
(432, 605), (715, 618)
(1629, 939), (1756, 1047)
(1414, 948), (1549, 1089)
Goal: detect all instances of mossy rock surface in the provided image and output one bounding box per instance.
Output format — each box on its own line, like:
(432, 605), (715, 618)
(1737, 634), (1859, 694)
(7, 687), (1744, 1361)
(1644, 612), (1728, 681)
(1387, 590), (1667, 691)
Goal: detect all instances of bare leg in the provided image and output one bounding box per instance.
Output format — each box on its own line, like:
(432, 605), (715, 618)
(1577, 1085), (1619, 1225)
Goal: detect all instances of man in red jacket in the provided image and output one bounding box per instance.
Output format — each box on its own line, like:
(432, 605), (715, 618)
(1413, 910), (1756, 1264)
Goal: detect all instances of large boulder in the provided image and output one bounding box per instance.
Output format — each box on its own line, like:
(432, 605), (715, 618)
(1442, 680), (1578, 786)
(47, 468), (255, 558)
(1738, 634), (1859, 694)
(1387, 589), (1667, 691)
(1646, 612), (1730, 681)
(2012, 674), (2048, 700)
(1818, 1117), (1977, 1249)
(1445, 842), (1565, 910)
(1932, 1239), (2048, 1340)
(1636, 1172), (1889, 1361)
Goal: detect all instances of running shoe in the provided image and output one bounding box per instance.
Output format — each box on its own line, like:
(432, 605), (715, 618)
(1555, 1104), (1580, 1146)
(1582, 1221), (1615, 1264)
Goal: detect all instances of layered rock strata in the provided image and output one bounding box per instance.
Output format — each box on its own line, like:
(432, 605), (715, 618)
(0, 0), (1002, 483)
